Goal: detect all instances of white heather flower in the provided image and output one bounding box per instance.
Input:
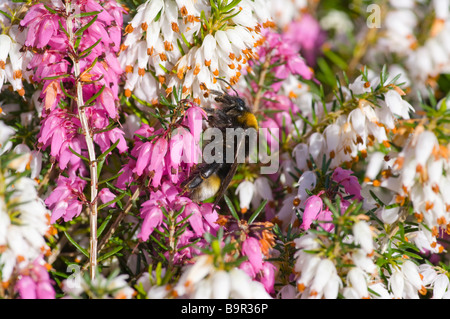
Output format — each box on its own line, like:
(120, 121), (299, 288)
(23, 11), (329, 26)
(251, 177), (274, 211)
(377, 7), (417, 54)
(323, 274), (342, 299)
(136, 270), (171, 299)
(296, 171), (318, 202)
(389, 268), (405, 299)
(347, 267), (369, 299)
(352, 249), (377, 274)
(342, 287), (361, 299)
(308, 132), (326, 162)
(174, 254), (271, 299)
(230, 268), (271, 299)
(388, 261), (426, 299)
(309, 259), (338, 298)
(0, 34), (12, 90)
(323, 124), (342, 167)
(269, 0), (307, 28)
(253, 177), (273, 202)
(380, 204), (400, 225)
(419, 264), (439, 287)
(272, 169), (318, 229)
(0, 120), (14, 151)
(320, 10), (354, 34)
(211, 270), (231, 299)
(0, 167), (51, 281)
(414, 130), (438, 167)
(369, 282), (393, 299)
(295, 253), (321, 294)
(387, 64), (411, 88)
(365, 152), (386, 181)
(432, 274), (450, 299)
(384, 90), (414, 119)
(409, 227), (443, 255)
(402, 260), (425, 292)
(348, 71), (379, 95)
(236, 180), (255, 213)
(292, 143), (309, 171)
(63, 272), (135, 299)
(352, 221), (374, 254)
(9, 144), (32, 172)
(276, 194), (297, 228)
(375, 2), (450, 95)
(381, 128), (450, 246)
(0, 18), (32, 96)
(175, 254), (214, 296)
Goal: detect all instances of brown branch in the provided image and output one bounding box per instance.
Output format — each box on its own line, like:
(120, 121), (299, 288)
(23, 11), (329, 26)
(97, 186), (142, 252)
(252, 52), (273, 112)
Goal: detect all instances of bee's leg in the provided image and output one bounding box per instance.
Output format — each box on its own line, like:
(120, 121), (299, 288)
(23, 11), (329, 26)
(187, 162), (223, 189)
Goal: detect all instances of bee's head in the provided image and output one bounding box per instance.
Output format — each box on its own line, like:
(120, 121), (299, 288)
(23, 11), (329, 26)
(215, 93), (249, 115)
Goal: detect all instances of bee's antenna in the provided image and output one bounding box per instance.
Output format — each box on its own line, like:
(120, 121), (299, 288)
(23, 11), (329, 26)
(216, 78), (240, 97)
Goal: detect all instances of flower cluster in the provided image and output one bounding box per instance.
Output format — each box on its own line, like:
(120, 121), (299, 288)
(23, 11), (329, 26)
(0, 121), (53, 298)
(371, 0), (450, 95)
(369, 126), (450, 255)
(0, 1), (33, 96)
(62, 269), (135, 299)
(19, 0), (127, 223)
(120, 0), (272, 104)
(173, 254), (271, 299)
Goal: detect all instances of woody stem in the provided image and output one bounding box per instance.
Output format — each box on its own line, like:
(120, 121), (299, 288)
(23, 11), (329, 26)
(66, 2), (98, 281)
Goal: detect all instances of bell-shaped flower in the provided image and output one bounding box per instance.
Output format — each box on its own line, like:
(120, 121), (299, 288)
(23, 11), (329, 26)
(301, 194), (323, 231)
(236, 180), (255, 213)
(139, 204), (163, 241)
(242, 237), (263, 273)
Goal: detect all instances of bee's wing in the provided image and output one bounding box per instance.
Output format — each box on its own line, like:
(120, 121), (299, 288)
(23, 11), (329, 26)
(212, 161), (239, 212)
(212, 135), (245, 212)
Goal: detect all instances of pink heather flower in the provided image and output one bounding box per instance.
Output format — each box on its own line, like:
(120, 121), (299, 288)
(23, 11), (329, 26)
(139, 205), (163, 242)
(99, 87), (119, 119)
(16, 258), (55, 299)
(115, 164), (135, 192)
(256, 28), (314, 92)
(176, 127), (201, 166)
(45, 174), (87, 223)
(38, 109), (84, 170)
(23, 0), (126, 153)
(148, 137), (169, 188)
(20, 4), (59, 49)
(127, 102), (203, 186)
(199, 203), (221, 234)
(242, 237), (264, 273)
(89, 107), (128, 154)
(184, 202), (205, 237)
(134, 141), (153, 177)
(259, 262), (277, 294)
(168, 132), (185, 184)
(98, 188), (116, 208)
(332, 167), (363, 201)
(262, 92), (299, 112)
(240, 261), (257, 278)
(316, 208), (334, 233)
(260, 117), (280, 148)
(183, 105), (207, 143)
(301, 193), (324, 231)
(138, 182), (219, 254)
(274, 111), (293, 135)
(284, 14), (327, 67)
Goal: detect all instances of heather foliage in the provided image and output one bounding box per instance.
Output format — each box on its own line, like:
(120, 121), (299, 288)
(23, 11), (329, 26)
(1, 0), (450, 300)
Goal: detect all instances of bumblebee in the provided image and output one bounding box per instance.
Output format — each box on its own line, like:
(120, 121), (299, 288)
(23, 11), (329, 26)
(182, 89), (258, 210)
